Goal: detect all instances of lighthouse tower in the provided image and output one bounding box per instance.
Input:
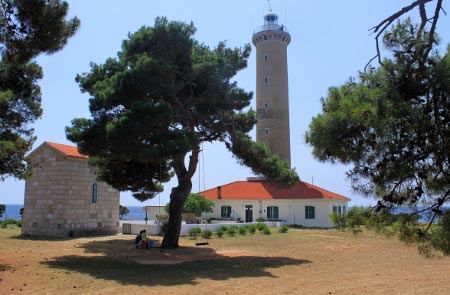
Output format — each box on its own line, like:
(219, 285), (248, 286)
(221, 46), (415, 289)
(252, 10), (291, 168)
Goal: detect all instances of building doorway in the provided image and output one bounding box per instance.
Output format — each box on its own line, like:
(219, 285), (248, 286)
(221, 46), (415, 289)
(245, 205), (253, 222)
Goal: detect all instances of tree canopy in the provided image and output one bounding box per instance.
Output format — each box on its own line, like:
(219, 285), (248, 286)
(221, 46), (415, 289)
(66, 17), (298, 248)
(119, 205), (129, 219)
(0, 0), (79, 180)
(306, 19), (450, 253)
(0, 204), (5, 217)
(165, 193), (214, 217)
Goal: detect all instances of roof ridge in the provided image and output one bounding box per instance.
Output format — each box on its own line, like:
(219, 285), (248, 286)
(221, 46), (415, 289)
(199, 179), (351, 201)
(45, 141), (88, 159)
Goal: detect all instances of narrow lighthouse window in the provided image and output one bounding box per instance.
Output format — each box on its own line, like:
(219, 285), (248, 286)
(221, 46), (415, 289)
(264, 53), (269, 61)
(265, 128), (270, 135)
(264, 77), (269, 84)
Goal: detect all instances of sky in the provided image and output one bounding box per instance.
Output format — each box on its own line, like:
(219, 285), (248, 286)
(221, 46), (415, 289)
(1, 0), (450, 207)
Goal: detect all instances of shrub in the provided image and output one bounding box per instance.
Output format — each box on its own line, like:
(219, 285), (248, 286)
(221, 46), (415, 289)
(329, 212), (346, 229)
(201, 229), (212, 239)
(0, 219), (20, 228)
(430, 211), (450, 255)
(227, 225), (237, 236)
(219, 225), (228, 232)
(189, 227), (202, 237)
(256, 218), (265, 222)
(263, 227), (271, 235)
(238, 226), (247, 235)
(257, 223), (268, 232)
(155, 214), (169, 236)
(247, 224), (257, 234)
(279, 224), (289, 233)
(216, 229), (224, 238)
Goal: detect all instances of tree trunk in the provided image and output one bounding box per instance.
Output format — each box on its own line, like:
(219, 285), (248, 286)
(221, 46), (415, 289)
(160, 150), (198, 249)
(160, 180), (192, 248)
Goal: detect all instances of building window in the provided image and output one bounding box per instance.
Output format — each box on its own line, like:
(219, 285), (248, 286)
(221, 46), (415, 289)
(264, 103), (269, 109)
(305, 206), (315, 219)
(267, 206), (279, 220)
(343, 206), (346, 215)
(265, 128), (269, 135)
(333, 205), (344, 215)
(221, 206), (231, 218)
(92, 183), (98, 203)
(264, 53), (269, 61)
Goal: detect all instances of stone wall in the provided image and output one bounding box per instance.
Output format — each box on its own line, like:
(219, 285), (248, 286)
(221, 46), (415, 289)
(22, 147), (120, 237)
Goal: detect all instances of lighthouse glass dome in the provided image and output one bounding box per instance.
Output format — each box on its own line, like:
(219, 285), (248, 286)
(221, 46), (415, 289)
(265, 13), (278, 25)
(254, 12), (288, 33)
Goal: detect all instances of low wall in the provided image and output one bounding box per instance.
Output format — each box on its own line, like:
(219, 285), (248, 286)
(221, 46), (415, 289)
(122, 221), (286, 236)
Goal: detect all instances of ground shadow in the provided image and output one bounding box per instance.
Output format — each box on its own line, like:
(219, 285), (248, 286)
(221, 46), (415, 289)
(0, 263), (12, 272)
(13, 234), (116, 242)
(41, 238), (311, 287)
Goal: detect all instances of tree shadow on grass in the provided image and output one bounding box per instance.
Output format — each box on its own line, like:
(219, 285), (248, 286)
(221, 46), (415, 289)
(41, 238), (311, 287)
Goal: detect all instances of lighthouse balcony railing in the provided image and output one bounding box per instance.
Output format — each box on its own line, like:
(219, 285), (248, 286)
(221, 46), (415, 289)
(254, 24), (289, 34)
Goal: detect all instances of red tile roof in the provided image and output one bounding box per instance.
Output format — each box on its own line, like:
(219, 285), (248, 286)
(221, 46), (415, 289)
(46, 142), (88, 159)
(199, 180), (350, 201)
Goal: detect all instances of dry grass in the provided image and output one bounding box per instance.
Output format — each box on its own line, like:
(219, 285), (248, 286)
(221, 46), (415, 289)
(1, 226), (449, 294)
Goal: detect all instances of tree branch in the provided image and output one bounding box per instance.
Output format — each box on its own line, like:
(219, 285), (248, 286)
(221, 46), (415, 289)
(366, 0), (440, 71)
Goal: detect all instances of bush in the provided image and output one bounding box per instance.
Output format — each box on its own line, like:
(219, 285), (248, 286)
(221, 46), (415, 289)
(257, 223), (268, 232)
(247, 224), (257, 234)
(430, 211), (450, 255)
(256, 218), (265, 222)
(238, 226), (247, 235)
(201, 229), (212, 239)
(219, 225), (228, 232)
(227, 225), (237, 236)
(189, 227), (202, 237)
(155, 214), (169, 236)
(263, 227), (271, 235)
(0, 219), (20, 228)
(216, 229), (224, 238)
(329, 212), (347, 229)
(278, 224), (289, 233)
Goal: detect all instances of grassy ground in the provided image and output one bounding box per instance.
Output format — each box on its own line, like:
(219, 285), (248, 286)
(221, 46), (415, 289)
(1, 226), (449, 294)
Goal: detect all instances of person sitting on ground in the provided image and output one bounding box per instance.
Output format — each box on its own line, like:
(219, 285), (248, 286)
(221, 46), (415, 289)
(140, 229), (148, 248)
(135, 230), (143, 249)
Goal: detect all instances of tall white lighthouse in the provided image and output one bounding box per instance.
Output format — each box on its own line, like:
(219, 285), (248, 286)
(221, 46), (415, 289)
(252, 10), (291, 168)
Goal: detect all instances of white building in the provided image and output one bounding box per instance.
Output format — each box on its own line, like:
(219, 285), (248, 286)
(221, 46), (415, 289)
(199, 178), (349, 228)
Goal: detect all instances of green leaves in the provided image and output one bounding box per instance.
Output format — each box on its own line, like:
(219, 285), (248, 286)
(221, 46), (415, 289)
(1, 0), (80, 63)
(306, 19), (450, 214)
(1, 1), (78, 180)
(67, 17), (297, 203)
(228, 132), (298, 188)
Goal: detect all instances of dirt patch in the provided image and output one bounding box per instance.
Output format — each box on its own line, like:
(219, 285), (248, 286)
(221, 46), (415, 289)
(1, 227), (450, 294)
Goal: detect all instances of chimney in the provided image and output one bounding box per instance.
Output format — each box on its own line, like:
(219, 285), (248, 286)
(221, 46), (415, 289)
(217, 186), (222, 199)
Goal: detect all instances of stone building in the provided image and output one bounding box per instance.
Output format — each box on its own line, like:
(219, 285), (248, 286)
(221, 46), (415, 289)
(22, 141), (120, 237)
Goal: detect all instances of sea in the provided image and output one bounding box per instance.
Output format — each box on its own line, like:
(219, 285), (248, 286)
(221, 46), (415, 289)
(1, 204), (148, 221)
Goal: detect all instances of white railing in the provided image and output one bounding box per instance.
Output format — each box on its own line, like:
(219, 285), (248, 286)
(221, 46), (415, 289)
(254, 24), (289, 33)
